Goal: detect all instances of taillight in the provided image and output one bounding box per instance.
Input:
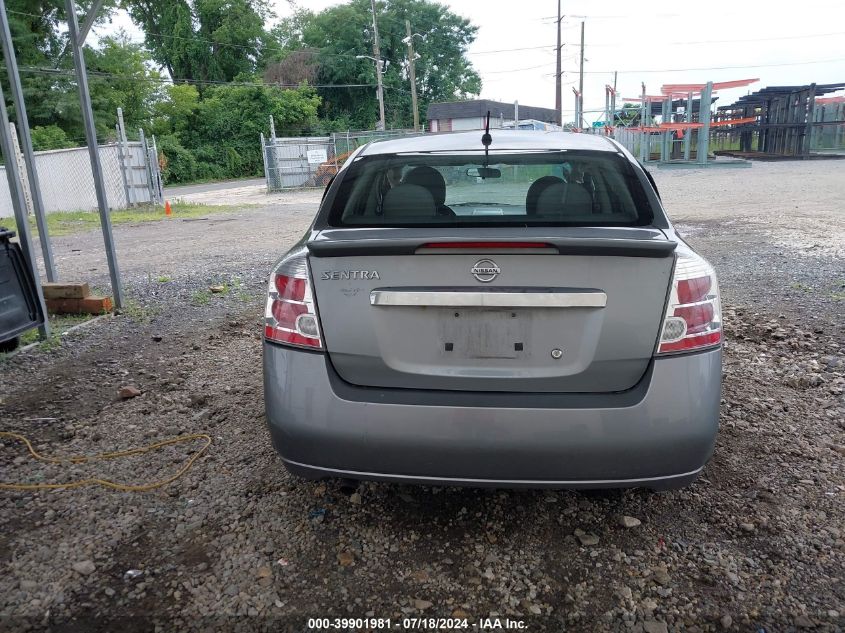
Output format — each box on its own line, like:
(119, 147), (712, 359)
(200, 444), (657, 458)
(264, 248), (323, 349)
(657, 252), (722, 354)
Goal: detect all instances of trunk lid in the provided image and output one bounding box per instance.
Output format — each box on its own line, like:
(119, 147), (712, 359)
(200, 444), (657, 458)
(309, 227), (675, 393)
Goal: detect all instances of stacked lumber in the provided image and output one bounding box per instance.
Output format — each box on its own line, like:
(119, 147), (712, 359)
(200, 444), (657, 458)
(42, 282), (112, 315)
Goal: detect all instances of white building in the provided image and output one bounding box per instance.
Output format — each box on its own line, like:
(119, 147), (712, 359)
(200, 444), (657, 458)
(426, 99), (559, 132)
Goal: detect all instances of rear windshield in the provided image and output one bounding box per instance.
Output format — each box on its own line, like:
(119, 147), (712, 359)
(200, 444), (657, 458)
(327, 150), (654, 227)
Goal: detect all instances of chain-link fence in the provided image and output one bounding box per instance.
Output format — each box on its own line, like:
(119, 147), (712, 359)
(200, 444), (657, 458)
(261, 129), (420, 191)
(0, 138), (163, 216)
(262, 136), (338, 190)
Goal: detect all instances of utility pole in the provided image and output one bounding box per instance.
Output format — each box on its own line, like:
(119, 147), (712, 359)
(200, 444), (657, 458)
(611, 70), (617, 126)
(555, 0), (562, 125)
(369, 0), (386, 131)
(405, 19), (420, 132)
(578, 20), (585, 129)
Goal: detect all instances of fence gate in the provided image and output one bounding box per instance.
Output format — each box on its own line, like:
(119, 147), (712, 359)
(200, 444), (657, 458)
(262, 136), (337, 191)
(261, 130), (421, 191)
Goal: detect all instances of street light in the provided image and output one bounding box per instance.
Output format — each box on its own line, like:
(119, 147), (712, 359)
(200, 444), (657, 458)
(356, 53), (386, 131)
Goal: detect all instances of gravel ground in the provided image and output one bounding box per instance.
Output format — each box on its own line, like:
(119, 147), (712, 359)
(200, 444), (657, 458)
(1, 161), (843, 632)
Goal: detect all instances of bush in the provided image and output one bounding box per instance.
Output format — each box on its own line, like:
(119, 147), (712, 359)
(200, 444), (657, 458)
(156, 135), (197, 184)
(30, 125), (75, 151)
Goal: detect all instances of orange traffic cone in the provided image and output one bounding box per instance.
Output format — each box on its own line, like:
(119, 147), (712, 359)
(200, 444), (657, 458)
(164, 200), (172, 217)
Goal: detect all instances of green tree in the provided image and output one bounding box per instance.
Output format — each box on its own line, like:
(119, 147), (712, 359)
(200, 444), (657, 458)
(126, 0), (271, 84)
(150, 83), (200, 136)
(272, 0), (481, 129)
(614, 103), (642, 127)
(156, 81), (320, 182)
(3, 3), (151, 143)
(86, 33), (162, 138)
(3, 1), (75, 133)
(30, 125), (74, 150)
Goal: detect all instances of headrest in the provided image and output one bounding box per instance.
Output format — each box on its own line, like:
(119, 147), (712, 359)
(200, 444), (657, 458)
(526, 176), (565, 215)
(535, 183), (566, 215)
(536, 182), (593, 216)
(403, 166), (447, 206)
(383, 184), (436, 218)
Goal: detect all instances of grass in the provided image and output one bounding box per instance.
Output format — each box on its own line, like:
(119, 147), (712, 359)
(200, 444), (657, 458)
(0, 202), (245, 238)
(120, 298), (161, 323)
(191, 289), (211, 306)
(191, 277), (255, 306)
(18, 313), (95, 350)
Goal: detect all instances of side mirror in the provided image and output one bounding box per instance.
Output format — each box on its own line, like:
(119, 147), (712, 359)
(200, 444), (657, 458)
(465, 167), (502, 179)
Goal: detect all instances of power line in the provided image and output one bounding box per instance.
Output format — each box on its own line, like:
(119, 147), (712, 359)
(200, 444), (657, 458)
(580, 30), (845, 47)
(17, 66), (380, 89)
(562, 57), (845, 75)
(540, 13), (682, 20)
(471, 45), (555, 55)
(484, 62), (556, 74)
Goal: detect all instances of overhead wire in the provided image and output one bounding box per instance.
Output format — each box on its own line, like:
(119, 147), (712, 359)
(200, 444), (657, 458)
(17, 66), (379, 89)
(561, 57), (845, 75)
(578, 31), (845, 47)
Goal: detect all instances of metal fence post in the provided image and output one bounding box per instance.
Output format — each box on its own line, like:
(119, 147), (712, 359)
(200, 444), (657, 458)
(697, 81), (713, 165)
(117, 108), (133, 206)
(150, 135), (163, 205)
(332, 133), (339, 172)
(9, 123), (33, 214)
(139, 128), (154, 205)
(65, 0), (123, 308)
(639, 84), (647, 163)
(260, 133), (270, 191)
(683, 92), (693, 161)
(115, 125), (131, 208)
(0, 81), (49, 339)
(0, 0), (57, 282)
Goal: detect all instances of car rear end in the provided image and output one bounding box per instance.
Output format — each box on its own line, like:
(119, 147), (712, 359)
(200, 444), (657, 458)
(262, 132), (722, 489)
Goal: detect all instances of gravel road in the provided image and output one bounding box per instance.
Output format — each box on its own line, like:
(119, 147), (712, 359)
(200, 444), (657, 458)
(1, 160), (843, 632)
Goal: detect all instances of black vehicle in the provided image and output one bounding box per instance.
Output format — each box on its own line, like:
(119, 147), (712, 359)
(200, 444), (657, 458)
(0, 227), (44, 352)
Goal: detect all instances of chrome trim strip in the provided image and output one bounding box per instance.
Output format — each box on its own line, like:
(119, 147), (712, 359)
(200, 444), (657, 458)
(283, 458), (703, 486)
(370, 290), (607, 308)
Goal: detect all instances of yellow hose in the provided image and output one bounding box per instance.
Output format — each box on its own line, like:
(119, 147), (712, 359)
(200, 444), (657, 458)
(0, 431), (212, 492)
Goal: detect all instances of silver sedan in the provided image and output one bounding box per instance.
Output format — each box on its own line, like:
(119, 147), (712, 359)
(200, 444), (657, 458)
(263, 131), (722, 490)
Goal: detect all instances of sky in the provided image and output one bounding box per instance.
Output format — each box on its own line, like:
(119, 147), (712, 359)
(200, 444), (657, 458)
(106, 0), (845, 124)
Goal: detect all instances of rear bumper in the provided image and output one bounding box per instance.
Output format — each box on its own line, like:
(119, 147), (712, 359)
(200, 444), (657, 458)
(263, 344), (721, 489)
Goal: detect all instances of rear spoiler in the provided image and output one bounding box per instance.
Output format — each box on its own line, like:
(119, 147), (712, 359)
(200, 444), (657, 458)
(308, 237), (677, 258)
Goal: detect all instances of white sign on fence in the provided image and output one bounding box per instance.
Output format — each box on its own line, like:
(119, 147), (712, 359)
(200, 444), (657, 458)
(306, 148), (328, 164)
